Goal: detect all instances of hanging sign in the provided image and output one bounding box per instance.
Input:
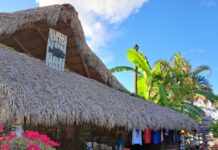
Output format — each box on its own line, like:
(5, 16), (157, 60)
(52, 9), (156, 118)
(46, 28), (67, 71)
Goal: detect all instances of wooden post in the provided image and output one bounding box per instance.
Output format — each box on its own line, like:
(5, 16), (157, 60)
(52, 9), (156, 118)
(134, 44), (139, 95)
(46, 28), (67, 71)
(73, 124), (80, 150)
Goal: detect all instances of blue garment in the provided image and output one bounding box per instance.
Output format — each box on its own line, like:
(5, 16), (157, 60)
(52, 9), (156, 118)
(173, 131), (176, 142)
(132, 128), (142, 145)
(153, 130), (161, 144)
(175, 132), (181, 142)
(115, 139), (125, 147)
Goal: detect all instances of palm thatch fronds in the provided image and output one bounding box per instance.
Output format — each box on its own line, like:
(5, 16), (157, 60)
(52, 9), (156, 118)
(0, 4), (124, 90)
(0, 44), (197, 130)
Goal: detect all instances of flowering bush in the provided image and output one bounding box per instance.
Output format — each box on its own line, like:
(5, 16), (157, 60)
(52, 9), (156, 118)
(0, 124), (60, 150)
(211, 143), (218, 150)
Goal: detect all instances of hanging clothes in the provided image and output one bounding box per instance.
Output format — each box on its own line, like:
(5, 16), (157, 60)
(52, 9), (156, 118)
(173, 131), (177, 142)
(180, 134), (185, 150)
(132, 128), (142, 145)
(161, 130), (164, 142)
(152, 130), (161, 144)
(174, 131), (181, 142)
(143, 129), (151, 144)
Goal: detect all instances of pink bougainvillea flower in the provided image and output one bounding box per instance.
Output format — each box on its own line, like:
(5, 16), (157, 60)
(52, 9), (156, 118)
(27, 144), (41, 150)
(39, 134), (50, 145)
(0, 124), (5, 133)
(22, 130), (60, 148)
(0, 136), (7, 142)
(50, 140), (60, 147)
(0, 124), (5, 129)
(22, 130), (39, 141)
(1, 144), (9, 150)
(0, 129), (4, 133)
(8, 132), (17, 140)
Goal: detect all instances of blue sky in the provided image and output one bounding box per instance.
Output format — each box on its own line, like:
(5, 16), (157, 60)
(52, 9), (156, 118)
(1, 0), (218, 93)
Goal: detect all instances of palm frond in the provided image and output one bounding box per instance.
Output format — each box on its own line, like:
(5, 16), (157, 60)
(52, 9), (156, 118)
(168, 102), (204, 124)
(192, 65), (211, 77)
(180, 102), (205, 116)
(109, 66), (142, 74)
(155, 60), (170, 68)
(194, 75), (212, 92)
(158, 84), (169, 106)
(193, 89), (218, 102)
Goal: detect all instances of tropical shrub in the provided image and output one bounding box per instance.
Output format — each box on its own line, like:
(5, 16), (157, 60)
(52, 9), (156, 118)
(110, 48), (217, 123)
(210, 143), (218, 150)
(210, 122), (218, 138)
(0, 124), (60, 150)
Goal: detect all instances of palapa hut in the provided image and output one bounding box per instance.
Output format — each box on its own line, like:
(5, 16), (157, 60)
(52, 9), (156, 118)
(0, 4), (197, 149)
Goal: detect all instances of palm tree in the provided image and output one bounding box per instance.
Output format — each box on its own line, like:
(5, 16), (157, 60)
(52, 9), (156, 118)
(110, 49), (217, 123)
(157, 53), (214, 102)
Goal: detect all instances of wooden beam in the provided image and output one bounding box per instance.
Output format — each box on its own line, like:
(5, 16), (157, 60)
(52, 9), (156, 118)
(36, 28), (48, 43)
(66, 56), (82, 64)
(12, 36), (32, 56)
(79, 53), (91, 78)
(69, 65), (85, 71)
(69, 38), (91, 78)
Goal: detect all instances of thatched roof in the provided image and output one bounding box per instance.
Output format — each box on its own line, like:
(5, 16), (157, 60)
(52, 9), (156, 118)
(0, 44), (197, 130)
(0, 4), (124, 90)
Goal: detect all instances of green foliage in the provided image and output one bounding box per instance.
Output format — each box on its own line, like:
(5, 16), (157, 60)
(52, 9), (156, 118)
(168, 102), (204, 124)
(109, 66), (142, 74)
(127, 49), (152, 80)
(192, 65), (210, 77)
(110, 48), (214, 123)
(210, 122), (218, 138)
(158, 84), (168, 106)
(193, 90), (218, 102)
(137, 74), (149, 99)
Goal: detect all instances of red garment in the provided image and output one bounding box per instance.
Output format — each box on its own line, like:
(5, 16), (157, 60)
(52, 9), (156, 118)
(144, 129), (152, 144)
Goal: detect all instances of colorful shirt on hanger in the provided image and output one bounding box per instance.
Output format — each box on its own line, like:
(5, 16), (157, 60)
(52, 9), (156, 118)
(132, 128), (142, 145)
(153, 130), (161, 144)
(143, 129), (151, 144)
(161, 130), (164, 142)
(173, 131), (181, 142)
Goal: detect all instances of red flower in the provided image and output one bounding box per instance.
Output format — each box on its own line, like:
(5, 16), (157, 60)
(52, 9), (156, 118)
(0, 124), (5, 133)
(0, 129), (4, 133)
(27, 144), (41, 150)
(8, 132), (17, 140)
(22, 130), (60, 148)
(39, 134), (50, 145)
(50, 140), (60, 147)
(0, 136), (7, 142)
(0, 124), (5, 129)
(22, 130), (40, 141)
(1, 144), (9, 150)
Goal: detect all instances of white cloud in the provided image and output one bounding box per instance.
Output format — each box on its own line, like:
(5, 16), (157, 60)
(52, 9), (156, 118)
(36, 0), (148, 64)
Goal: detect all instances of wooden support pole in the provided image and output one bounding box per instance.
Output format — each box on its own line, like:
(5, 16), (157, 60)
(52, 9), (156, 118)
(79, 54), (91, 78)
(134, 44), (139, 95)
(74, 38), (91, 78)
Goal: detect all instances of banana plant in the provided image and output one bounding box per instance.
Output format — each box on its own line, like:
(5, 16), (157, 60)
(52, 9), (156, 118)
(110, 48), (160, 100)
